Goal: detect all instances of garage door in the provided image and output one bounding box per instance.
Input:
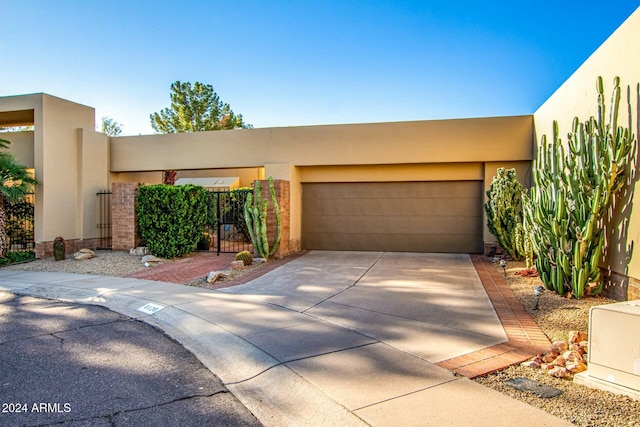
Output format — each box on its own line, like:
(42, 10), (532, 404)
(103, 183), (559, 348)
(302, 181), (483, 253)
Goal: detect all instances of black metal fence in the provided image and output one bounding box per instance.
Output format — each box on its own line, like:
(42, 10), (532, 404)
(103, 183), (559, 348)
(97, 190), (112, 249)
(203, 189), (253, 255)
(3, 193), (34, 252)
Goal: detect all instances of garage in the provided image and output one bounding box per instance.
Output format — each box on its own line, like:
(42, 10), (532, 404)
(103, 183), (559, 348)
(301, 181), (483, 253)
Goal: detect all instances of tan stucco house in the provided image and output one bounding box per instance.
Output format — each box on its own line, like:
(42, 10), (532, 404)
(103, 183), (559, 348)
(1, 7), (639, 299)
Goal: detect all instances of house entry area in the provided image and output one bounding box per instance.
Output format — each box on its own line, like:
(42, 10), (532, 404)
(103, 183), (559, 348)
(301, 181), (483, 253)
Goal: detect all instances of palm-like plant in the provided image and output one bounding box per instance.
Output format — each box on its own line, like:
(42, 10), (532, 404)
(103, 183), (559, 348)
(0, 138), (39, 257)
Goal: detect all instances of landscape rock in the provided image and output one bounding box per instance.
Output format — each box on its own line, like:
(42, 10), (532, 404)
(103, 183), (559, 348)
(569, 343), (586, 355)
(74, 249), (95, 260)
(548, 366), (570, 379)
(129, 247), (149, 256)
(569, 330), (588, 344)
(567, 361), (587, 374)
(551, 341), (569, 353)
(207, 271), (222, 283)
(520, 360), (541, 368)
(253, 257), (267, 264)
(542, 351), (559, 363)
(141, 255), (162, 264)
(554, 355), (566, 367)
(230, 260), (245, 270)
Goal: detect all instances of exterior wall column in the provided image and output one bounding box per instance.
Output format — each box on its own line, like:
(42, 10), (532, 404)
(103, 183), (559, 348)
(111, 182), (141, 251)
(254, 179), (297, 259)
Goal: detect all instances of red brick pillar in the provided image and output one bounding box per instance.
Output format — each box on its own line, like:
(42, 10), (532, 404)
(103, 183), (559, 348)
(255, 179), (291, 259)
(111, 182), (141, 251)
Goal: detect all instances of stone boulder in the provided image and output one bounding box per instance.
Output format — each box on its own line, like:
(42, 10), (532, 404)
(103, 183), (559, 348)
(207, 271), (222, 283)
(230, 260), (245, 270)
(74, 248), (95, 260)
(141, 255), (162, 264)
(130, 247), (149, 256)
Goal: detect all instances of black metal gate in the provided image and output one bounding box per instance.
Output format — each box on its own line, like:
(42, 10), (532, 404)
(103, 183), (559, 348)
(3, 193), (34, 253)
(96, 190), (112, 249)
(204, 190), (253, 255)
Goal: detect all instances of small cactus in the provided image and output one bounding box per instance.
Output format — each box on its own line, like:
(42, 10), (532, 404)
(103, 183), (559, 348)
(53, 236), (65, 261)
(235, 250), (253, 266)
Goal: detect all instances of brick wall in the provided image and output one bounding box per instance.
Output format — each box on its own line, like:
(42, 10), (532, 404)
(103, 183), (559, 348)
(35, 238), (102, 259)
(254, 179), (298, 259)
(111, 182), (141, 251)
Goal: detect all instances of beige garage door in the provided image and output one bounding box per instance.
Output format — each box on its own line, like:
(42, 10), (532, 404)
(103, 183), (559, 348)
(302, 181), (483, 253)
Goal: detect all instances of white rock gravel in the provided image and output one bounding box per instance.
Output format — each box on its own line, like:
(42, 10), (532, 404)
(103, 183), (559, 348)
(1, 250), (155, 277)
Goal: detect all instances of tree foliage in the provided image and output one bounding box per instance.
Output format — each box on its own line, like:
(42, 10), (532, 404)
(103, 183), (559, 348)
(150, 81), (251, 133)
(101, 116), (123, 137)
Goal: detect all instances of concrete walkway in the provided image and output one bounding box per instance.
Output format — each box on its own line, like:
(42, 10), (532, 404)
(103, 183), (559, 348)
(0, 251), (570, 426)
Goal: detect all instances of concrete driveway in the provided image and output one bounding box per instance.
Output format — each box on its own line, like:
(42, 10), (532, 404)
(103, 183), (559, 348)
(0, 251), (570, 426)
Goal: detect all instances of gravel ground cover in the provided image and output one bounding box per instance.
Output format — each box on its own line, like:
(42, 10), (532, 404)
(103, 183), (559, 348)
(2, 250), (152, 277)
(474, 260), (640, 427)
(3, 252), (640, 426)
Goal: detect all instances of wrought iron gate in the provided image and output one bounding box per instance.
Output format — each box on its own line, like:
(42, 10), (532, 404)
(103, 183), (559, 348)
(205, 190), (253, 255)
(3, 193), (34, 252)
(96, 190), (112, 249)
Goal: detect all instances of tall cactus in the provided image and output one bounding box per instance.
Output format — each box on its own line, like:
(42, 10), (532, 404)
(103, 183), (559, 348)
(244, 177), (282, 259)
(523, 77), (636, 298)
(485, 168), (531, 265)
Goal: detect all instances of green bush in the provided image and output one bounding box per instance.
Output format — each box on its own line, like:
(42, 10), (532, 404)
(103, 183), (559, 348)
(137, 184), (207, 258)
(0, 250), (35, 266)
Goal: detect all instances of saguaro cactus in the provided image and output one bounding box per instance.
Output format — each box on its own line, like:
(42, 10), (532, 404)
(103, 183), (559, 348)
(244, 177), (282, 259)
(523, 77), (636, 298)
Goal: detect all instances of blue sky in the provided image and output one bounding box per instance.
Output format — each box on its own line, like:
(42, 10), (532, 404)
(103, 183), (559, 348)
(1, 1), (638, 135)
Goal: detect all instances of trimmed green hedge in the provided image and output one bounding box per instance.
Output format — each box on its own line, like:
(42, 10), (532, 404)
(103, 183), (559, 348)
(137, 184), (207, 258)
(0, 250), (35, 266)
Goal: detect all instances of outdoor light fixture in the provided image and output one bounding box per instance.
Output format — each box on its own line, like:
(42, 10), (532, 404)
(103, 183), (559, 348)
(499, 259), (506, 277)
(533, 285), (545, 310)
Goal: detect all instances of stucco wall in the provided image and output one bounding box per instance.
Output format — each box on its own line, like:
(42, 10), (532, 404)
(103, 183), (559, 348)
(77, 129), (109, 239)
(534, 7), (640, 285)
(38, 95), (96, 243)
(1, 131), (34, 167)
(110, 115), (534, 172)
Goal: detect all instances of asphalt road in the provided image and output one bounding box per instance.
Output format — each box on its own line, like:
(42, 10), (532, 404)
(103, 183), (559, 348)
(0, 292), (262, 427)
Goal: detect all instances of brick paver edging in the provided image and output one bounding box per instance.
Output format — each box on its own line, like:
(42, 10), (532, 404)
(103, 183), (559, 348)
(436, 255), (551, 378)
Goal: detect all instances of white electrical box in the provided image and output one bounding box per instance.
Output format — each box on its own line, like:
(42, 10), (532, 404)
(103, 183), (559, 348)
(587, 300), (640, 391)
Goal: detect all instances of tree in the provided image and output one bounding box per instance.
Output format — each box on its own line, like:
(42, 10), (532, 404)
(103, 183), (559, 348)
(101, 116), (123, 136)
(151, 81), (251, 133)
(150, 81), (252, 184)
(0, 138), (39, 257)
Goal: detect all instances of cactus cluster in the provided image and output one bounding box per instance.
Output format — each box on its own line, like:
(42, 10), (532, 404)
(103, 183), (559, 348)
(243, 177), (282, 259)
(484, 168), (531, 266)
(235, 250), (253, 266)
(523, 77), (636, 298)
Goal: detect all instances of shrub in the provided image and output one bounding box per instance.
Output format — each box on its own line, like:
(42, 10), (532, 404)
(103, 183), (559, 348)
(137, 185), (207, 258)
(0, 250), (35, 266)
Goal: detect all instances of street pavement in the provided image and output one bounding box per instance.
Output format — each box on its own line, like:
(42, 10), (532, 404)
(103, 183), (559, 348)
(0, 292), (262, 427)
